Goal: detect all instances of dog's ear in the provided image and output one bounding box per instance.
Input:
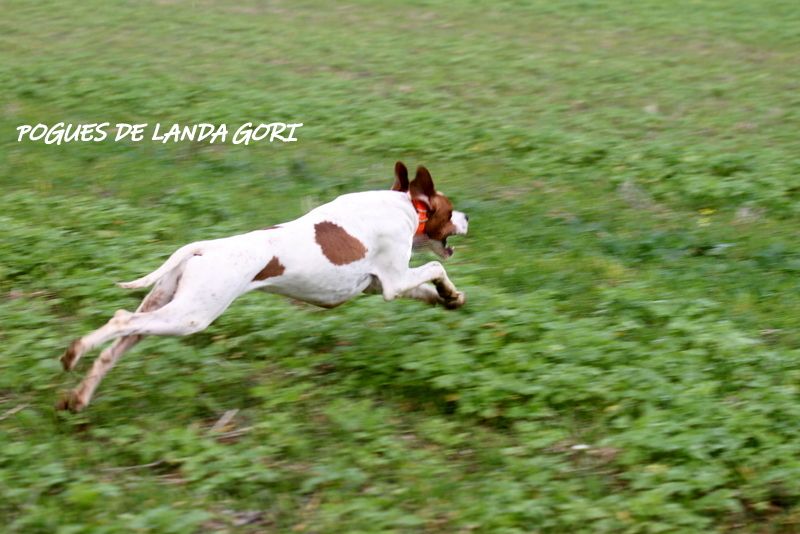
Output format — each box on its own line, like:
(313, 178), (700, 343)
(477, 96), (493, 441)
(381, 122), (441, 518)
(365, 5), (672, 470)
(392, 161), (409, 192)
(410, 166), (435, 207)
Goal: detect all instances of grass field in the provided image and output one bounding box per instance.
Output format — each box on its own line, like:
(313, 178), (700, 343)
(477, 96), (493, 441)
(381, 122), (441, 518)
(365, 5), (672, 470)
(2, 0), (800, 532)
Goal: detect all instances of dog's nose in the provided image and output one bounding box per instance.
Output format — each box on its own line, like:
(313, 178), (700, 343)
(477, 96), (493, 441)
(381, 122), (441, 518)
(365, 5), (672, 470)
(465, 214), (469, 222)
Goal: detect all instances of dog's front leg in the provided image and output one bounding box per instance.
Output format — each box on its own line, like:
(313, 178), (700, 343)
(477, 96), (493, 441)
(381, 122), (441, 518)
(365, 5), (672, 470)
(366, 277), (444, 306)
(379, 261), (465, 309)
(399, 283), (443, 305)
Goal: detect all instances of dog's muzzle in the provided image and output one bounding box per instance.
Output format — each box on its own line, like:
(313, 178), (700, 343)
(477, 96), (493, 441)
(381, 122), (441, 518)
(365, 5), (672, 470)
(452, 211), (469, 236)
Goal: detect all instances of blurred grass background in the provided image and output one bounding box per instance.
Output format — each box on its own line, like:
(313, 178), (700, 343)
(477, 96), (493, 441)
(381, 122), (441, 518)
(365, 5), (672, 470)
(2, 0), (800, 532)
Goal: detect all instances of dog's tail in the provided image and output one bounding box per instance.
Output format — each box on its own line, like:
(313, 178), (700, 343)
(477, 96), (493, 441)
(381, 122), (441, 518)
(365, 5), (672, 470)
(117, 243), (204, 289)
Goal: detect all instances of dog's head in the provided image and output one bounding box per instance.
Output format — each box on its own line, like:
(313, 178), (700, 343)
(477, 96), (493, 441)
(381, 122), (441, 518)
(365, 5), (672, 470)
(392, 161), (469, 259)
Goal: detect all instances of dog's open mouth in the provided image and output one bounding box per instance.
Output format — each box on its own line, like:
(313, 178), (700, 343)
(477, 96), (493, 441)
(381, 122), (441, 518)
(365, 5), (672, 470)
(413, 233), (459, 259)
(442, 237), (454, 258)
(430, 236), (455, 258)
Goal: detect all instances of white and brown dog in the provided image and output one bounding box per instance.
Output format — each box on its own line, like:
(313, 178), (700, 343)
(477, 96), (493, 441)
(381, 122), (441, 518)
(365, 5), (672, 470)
(57, 162), (468, 411)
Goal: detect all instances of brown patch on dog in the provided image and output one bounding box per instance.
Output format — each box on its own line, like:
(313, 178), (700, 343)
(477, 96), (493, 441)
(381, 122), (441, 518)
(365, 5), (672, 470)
(424, 193), (457, 241)
(253, 256), (286, 281)
(140, 290), (166, 312)
(314, 221), (367, 265)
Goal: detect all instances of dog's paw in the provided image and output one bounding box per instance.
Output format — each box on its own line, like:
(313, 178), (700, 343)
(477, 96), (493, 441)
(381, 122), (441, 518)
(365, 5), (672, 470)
(443, 291), (466, 310)
(59, 340), (83, 372)
(55, 390), (86, 413)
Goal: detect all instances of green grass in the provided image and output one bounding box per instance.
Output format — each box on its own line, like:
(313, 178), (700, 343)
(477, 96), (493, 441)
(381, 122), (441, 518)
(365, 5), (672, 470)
(2, 0), (800, 531)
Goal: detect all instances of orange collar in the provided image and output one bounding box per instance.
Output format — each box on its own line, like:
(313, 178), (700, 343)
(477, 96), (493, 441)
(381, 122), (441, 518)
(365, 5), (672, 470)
(412, 199), (428, 235)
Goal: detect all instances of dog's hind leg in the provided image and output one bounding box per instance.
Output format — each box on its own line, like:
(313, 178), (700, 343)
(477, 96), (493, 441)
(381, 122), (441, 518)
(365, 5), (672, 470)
(57, 334), (143, 412)
(58, 269), (181, 411)
(57, 255), (247, 411)
(60, 268), (181, 371)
